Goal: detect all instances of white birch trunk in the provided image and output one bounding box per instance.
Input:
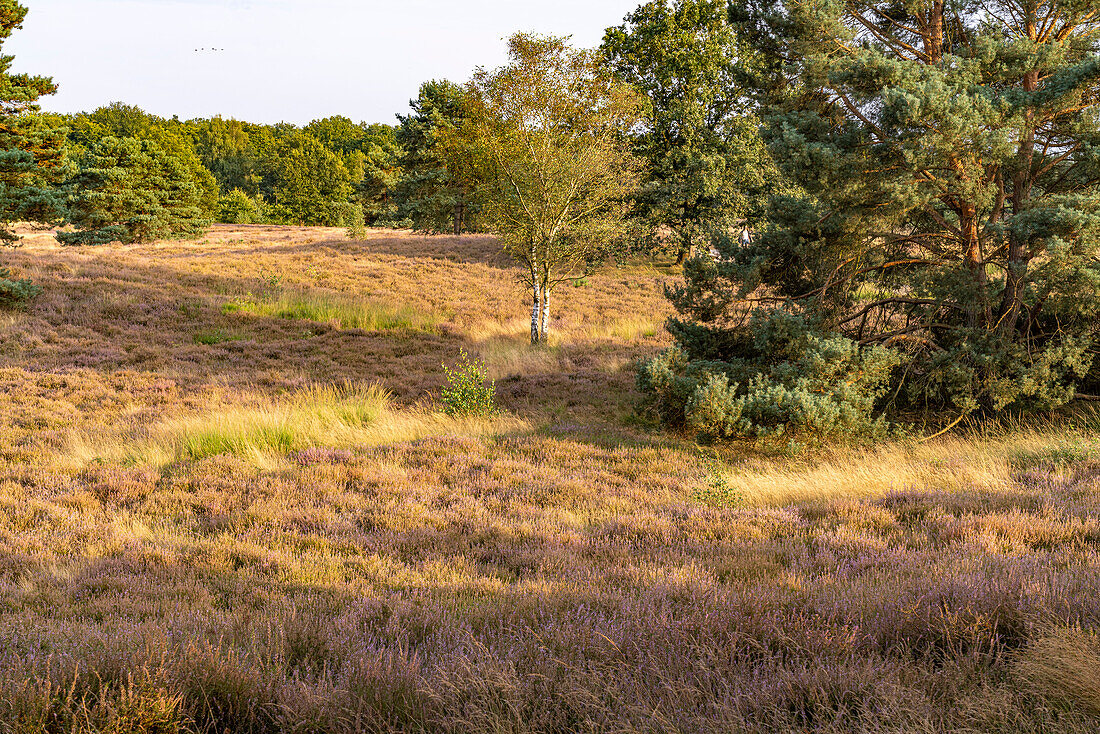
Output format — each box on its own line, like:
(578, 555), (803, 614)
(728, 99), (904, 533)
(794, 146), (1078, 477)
(530, 279), (541, 346)
(539, 286), (550, 345)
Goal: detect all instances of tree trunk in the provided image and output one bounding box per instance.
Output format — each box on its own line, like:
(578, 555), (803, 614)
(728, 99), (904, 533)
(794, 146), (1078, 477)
(452, 202), (462, 236)
(539, 286), (550, 345)
(960, 204), (991, 328)
(999, 69), (1039, 337)
(530, 279), (541, 346)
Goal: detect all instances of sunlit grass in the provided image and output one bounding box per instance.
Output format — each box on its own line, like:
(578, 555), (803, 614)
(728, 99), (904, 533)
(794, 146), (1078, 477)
(708, 429), (1095, 506)
(61, 382), (528, 468)
(464, 314), (659, 379)
(223, 288), (441, 332)
(579, 315), (660, 341)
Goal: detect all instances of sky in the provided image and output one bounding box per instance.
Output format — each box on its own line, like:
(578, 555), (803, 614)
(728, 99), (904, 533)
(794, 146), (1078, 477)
(8, 0), (642, 126)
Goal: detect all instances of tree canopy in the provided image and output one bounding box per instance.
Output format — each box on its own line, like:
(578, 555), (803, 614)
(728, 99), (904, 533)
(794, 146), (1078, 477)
(642, 0), (1100, 438)
(395, 80), (472, 233)
(447, 33), (643, 344)
(0, 0), (66, 306)
(602, 0), (775, 263)
(58, 136), (209, 246)
(0, 0), (66, 245)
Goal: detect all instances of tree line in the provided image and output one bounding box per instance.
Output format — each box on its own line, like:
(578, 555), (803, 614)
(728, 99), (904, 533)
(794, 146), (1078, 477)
(6, 0), (1100, 437)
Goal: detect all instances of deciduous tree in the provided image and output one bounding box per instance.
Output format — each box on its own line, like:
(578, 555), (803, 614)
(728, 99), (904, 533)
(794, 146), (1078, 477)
(602, 0), (774, 263)
(447, 34), (643, 345)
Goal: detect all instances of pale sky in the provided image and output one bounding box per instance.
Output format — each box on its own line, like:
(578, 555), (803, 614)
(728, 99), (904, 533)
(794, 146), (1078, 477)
(9, 0), (642, 126)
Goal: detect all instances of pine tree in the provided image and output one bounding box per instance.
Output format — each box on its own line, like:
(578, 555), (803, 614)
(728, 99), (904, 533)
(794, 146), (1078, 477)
(0, 0), (66, 304)
(58, 137), (208, 246)
(68, 103), (219, 216)
(394, 80), (471, 234)
(644, 0), (1100, 436)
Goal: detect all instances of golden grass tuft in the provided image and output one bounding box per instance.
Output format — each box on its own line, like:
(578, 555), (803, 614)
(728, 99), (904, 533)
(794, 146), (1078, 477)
(1013, 627), (1100, 717)
(62, 382), (528, 468)
(578, 315), (661, 341)
(707, 431), (1081, 506)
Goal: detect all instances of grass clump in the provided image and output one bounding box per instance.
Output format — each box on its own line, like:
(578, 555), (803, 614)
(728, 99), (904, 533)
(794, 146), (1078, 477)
(441, 349), (497, 416)
(1014, 627), (1100, 717)
(193, 329), (242, 345)
(138, 382), (390, 464)
(223, 288), (439, 332)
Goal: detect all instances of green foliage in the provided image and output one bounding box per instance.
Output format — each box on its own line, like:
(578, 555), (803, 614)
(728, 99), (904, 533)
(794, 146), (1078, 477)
(440, 349), (497, 416)
(694, 471), (745, 507)
(639, 310), (899, 440)
(357, 123), (403, 224)
(0, 0), (67, 250)
(344, 202), (367, 239)
(217, 188), (264, 224)
(447, 34), (643, 344)
(394, 80), (471, 233)
(191, 115), (260, 195)
(193, 329), (241, 345)
(0, 266), (40, 307)
(264, 131), (354, 226)
(602, 0), (777, 261)
(58, 136), (210, 245)
(67, 103), (219, 216)
(646, 0), (1100, 438)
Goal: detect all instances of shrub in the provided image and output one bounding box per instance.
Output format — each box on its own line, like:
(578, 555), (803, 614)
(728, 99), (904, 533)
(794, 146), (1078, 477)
(441, 349), (497, 416)
(0, 267), (41, 308)
(344, 202), (367, 239)
(217, 188), (264, 224)
(638, 310), (898, 441)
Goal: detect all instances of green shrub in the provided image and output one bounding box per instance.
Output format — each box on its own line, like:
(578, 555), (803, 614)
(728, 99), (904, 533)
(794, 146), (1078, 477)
(638, 310), (899, 441)
(344, 202), (367, 239)
(441, 349), (497, 416)
(0, 268), (41, 308)
(217, 188), (264, 224)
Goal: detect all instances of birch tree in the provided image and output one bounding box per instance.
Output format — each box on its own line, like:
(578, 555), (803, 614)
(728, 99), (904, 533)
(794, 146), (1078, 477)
(446, 34), (643, 345)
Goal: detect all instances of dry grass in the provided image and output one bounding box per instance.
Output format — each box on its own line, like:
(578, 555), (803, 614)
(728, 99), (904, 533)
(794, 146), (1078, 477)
(706, 430), (1080, 507)
(1, 225), (1099, 732)
(56, 382), (524, 470)
(1014, 627), (1100, 717)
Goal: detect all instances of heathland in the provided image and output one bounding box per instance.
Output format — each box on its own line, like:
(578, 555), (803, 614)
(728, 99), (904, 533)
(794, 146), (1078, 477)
(1, 226), (1099, 732)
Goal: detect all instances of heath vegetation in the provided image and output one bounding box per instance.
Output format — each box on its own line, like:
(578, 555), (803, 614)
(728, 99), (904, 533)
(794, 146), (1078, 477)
(1, 0), (1100, 731)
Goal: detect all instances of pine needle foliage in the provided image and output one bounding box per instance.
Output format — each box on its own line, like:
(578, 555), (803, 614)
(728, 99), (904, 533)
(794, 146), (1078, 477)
(58, 136), (209, 246)
(0, 0), (66, 304)
(644, 0), (1100, 437)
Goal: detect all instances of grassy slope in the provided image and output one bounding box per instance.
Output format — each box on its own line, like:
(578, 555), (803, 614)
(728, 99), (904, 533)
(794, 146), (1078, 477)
(1, 225), (1099, 733)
